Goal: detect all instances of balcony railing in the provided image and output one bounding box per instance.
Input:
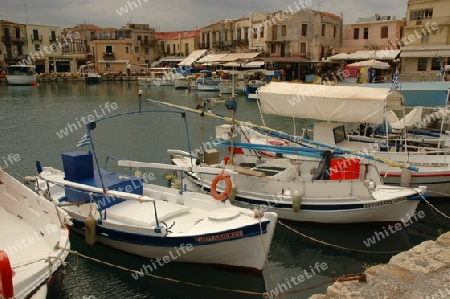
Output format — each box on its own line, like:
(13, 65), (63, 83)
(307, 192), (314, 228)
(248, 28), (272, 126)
(2, 36), (26, 43)
(140, 39), (154, 46)
(103, 52), (115, 59)
(31, 34), (43, 41)
(49, 35), (59, 42)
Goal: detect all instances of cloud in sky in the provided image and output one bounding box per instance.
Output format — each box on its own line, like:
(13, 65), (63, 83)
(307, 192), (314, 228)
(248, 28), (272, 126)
(0, 0), (407, 31)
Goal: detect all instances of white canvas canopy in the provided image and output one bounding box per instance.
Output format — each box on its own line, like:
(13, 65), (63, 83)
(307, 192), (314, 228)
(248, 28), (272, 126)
(257, 82), (404, 123)
(347, 59), (390, 69)
(178, 50), (208, 66)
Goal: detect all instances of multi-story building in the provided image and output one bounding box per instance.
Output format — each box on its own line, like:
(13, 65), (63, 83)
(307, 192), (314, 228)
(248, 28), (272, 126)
(249, 12), (272, 54)
(65, 23), (156, 73)
(199, 17), (251, 53)
(267, 9), (341, 61)
(259, 8), (341, 80)
(400, 0), (450, 81)
(90, 38), (133, 73)
(340, 15), (405, 53)
(1, 21), (27, 67)
(23, 24), (68, 73)
(155, 30), (199, 58)
(122, 23), (156, 66)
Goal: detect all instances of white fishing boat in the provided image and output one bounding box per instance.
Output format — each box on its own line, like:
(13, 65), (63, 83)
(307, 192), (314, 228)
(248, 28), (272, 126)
(5, 65), (36, 86)
(196, 71), (221, 92)
(137, 77), (150, 87)
(174, 76), (197, 90)
(147, 68), (182, 86)
(169, 146), (427, 224)
(85, 70), (102, 84)
(252, 82), (450, 197)
(36, 151), (277, 272)
(0, 168), (71, 299)
(219, 81), (245, 95)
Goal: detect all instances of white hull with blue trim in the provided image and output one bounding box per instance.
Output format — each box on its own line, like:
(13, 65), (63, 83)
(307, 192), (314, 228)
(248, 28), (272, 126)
(169, 150), (427, 224)
(37, 154), (277, 272)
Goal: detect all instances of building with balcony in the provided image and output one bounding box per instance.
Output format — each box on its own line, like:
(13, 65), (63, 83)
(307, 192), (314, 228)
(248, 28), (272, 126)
(340, 15), (405, 53)
(122, 23), (156, 67)
(0, 21), (27, 66)
(155, 30), (200, 58)
(400, 0), (450, 81)
(249, 12), (272, 54)
(270, 9), (341, 61)
(24, 24), (66, 73)
(199, 17), (251, 53)
(90, 38), (133, 73)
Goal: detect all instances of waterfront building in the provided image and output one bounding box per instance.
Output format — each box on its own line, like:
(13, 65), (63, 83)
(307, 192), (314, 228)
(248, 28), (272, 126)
(0, 21), (27, 68)
(23, 24), (67, 73)
(339, 14), (405, 54)
(122, 23), (156, 67)
(199, 17), (253, 53)
(155, 30), (200, 58)
(400, 0), (450, 81)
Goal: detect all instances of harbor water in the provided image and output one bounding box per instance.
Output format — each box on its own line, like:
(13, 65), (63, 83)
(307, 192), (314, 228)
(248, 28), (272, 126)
(1, 81), (449, 299)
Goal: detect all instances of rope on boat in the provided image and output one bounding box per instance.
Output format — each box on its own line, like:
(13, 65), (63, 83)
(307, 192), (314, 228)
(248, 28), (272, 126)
(277, 221), (403, 254)
(146, 99), (416, 171)
(56, 246), (366, 297)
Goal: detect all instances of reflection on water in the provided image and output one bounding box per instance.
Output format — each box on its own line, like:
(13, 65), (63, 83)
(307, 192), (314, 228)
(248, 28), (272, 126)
(1, 82), (449, 299)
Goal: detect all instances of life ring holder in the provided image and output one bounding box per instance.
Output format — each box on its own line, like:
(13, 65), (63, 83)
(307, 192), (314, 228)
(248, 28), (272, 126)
(211, 172), (232, 201)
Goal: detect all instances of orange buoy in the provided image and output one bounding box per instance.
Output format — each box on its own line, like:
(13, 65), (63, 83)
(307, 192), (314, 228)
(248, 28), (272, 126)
(0, 250), (14, 298)
(211, 172), (232, 201)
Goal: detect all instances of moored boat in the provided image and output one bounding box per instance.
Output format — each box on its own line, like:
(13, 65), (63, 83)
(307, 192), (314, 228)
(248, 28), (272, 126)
(0, 168), (71, 299)
(36, 151), (277, 272)
(169, 147), (427, 224)
(6, 65), (36, 86)
(253, 82), (450, 197)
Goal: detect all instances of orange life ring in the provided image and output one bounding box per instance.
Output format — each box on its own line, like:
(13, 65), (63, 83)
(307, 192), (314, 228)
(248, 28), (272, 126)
(211, 172), (232, 201)
(0, 250), (14, 298)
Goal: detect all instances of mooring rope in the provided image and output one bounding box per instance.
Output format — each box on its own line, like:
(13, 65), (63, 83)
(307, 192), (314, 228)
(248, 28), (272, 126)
(277, 221), (403, 254)
(56, 246), (365, 297)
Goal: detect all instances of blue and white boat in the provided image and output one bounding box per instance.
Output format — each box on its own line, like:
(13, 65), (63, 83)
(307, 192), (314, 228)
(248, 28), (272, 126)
(35, 107), (277, 272)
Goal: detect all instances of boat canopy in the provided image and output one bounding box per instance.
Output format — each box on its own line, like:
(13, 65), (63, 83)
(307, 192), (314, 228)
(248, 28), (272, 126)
(362, 82), (450, 107)
(257, 82), (404, 123)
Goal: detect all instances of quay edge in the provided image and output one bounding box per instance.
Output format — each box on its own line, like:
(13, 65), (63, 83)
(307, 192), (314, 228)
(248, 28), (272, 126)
(310, 232), (450, 299)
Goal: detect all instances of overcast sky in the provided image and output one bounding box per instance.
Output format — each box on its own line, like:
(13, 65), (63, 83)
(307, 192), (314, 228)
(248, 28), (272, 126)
(1, 0), (408, 31)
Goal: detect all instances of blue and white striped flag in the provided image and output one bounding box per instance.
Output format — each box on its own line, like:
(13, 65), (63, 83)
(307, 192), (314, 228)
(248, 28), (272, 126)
(390, 69), (399, 92)
(76, 133), (91, 148)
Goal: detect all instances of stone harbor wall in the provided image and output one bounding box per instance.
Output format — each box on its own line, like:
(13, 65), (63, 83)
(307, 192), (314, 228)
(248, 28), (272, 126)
(310, 232), (450, 299)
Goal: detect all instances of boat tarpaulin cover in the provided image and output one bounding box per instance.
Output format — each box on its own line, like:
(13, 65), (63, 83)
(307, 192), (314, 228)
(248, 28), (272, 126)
(257, 82), (404, 123)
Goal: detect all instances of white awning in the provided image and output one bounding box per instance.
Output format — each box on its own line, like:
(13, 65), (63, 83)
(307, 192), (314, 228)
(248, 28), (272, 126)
(197, 53), (229, 63)
(400, 50), (450, 57)
(257, 82), (404, 123)
(219, 52), (260, 62)
(328, 53), (351, 60)
(346, 50), (400, 60)
(178, 49), (208, 66)
(242, 60), (265, 68)
(223, 61), (242, 67)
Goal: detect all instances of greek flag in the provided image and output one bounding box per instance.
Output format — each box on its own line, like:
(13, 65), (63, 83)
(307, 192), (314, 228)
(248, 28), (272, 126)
(76, 133), (91, 148)
(390, 69), (399, 92)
